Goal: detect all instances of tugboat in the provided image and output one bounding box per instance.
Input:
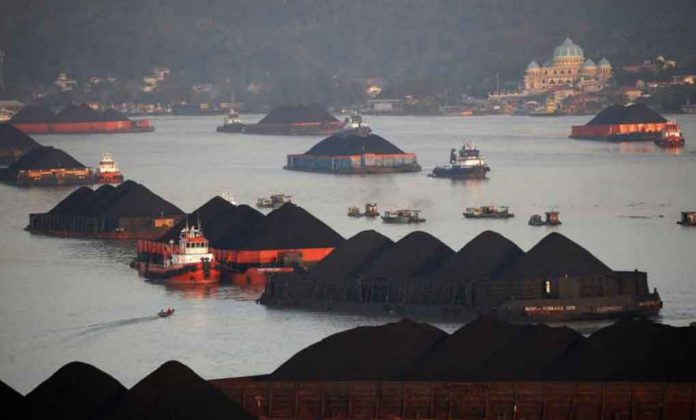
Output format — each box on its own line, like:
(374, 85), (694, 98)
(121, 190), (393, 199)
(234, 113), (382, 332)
(529, 211), (562, 226)
(381, 209), (426, 224)
(94, 152), (124, 184)
(347, 207), (362, 218)
(218, 110), (244, 132)
(256, 194), (292, 209)
(430, 142), (490, 179)
(677, 211), (696, 226)
(135, 225), (220, 284)
(654, 125), (685, 148)
(335, 113), (372, 136)
(463, 205), (514, 219)
(347, 203), (380, 218)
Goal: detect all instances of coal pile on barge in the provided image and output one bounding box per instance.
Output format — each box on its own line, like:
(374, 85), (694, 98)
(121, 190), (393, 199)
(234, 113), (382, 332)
(285, 132), (421, 174)
(10, 103), (153, 134)
(28, 180), (185, 239)
(433, 230), (524, 284)
(570, 103), (677, 141)
(25, 361), (126, 420)
(262, 230), (663, 322)
(106, 361), (254, 420)
(0, 379), (25, 419)
(217, 103), (344, 135)
(0, 124), (41, 165)
(271, 319), (448, 380)
(0, 146), (95, 186)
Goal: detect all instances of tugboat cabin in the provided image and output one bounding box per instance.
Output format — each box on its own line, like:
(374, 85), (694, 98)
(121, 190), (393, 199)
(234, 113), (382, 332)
(678, 211), (696, 226)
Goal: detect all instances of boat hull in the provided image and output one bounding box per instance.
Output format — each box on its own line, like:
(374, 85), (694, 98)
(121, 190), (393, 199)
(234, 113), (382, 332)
(217, 122), (344, 136)
(431, 166), (489, 179)
(131, 260), (221, 284)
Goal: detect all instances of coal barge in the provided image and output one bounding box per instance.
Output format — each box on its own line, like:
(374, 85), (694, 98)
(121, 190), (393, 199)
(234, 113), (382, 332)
(570, 103), (682, 142)
(260, 230), (662, 322)
(216, 104), (344, 136)
(27, 180), (185, 239)
(10, 104), (153, 135)
(285, 132), (421, 174)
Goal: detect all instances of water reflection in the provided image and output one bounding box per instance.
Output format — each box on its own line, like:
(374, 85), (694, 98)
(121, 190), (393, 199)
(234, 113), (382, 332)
(155, 281), (263, 301)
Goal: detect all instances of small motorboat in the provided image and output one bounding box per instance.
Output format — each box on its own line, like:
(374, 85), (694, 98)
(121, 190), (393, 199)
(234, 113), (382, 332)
(158, 308), (175, 318)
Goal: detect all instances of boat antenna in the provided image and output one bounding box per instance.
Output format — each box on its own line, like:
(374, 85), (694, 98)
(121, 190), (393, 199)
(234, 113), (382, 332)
(197, 211), (202, 230)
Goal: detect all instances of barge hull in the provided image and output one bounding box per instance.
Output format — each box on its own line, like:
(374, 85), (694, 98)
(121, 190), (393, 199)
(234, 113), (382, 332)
(217, 122), (343, 136)
(210, 378), (696, 420)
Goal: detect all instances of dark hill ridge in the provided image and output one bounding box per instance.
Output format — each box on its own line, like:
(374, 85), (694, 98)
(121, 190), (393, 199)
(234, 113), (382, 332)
(0, 124), (41, 149)
(26, 361), (126, 420)
(158, 196), (237, 243)
(271, 319), (448, 380)
(9, 105), (56, 124)
(434, 230), (524, 283)
(3, 146), (86, 180)
(105, 360), (254, 420)
(304, 133), (406, 156)
(258, 104), (338, 125)
(45, 180), (183, 218)
(307, 230), (394, 283)
(362, 231), (454, 278)
(237, 202), (344, 250)
(497, 232), (613, 281)
(55, 104), (105, 123)
(586, 103), (667, 125)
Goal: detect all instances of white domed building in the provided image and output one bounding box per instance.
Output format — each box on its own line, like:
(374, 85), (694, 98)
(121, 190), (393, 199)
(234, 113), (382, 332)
(524, 38), (612, 93)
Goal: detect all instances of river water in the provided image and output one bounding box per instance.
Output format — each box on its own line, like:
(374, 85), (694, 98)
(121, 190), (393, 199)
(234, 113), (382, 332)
(1, 114), (695, 393)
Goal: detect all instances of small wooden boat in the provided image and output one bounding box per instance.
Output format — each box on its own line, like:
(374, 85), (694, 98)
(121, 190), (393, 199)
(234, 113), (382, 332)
(158, 308), (175, 318)
(463, 205), (514, 219)
(381, 209), (425, 224)
(529, 211), (562, 226)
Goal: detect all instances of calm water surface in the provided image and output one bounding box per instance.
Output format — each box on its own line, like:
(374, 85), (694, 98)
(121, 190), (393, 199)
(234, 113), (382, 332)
(1, 114), (695, 392)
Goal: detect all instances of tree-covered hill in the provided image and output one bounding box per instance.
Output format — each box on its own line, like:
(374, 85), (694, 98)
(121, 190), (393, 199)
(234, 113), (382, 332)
(1, 0), (695, 98)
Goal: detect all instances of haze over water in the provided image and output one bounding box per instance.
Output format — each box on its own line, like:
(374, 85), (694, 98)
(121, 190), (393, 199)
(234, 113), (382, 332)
(0, 114), (695, 393)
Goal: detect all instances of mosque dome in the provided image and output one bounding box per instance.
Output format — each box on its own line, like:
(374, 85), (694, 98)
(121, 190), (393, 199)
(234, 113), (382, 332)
(599, 58), (612, 67)
(526, 61), (540, 71)
(553, 38), (584, 58)
(583, 59), (596, 68)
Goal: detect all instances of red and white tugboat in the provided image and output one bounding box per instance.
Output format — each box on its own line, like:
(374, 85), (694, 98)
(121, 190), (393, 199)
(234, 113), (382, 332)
(95, 152), (124, 184)
(654, 122), (685, 148)
(139, 225), (221, 284)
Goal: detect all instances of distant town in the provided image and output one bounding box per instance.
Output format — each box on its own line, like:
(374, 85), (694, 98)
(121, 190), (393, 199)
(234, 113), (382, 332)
(1, 37), (695, 121)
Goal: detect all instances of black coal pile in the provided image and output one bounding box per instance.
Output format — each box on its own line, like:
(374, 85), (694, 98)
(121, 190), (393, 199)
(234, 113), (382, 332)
(465, 323), (584, 380)
(45, 180), (183, 218)
(158, 196), (237, 243)
(304, 133), (405, 156)
(2, 146), (86, 180)
(100, 108), (131, 122)
(413, 316), (527, 380)
(433, 231), (524, 283)
(55, 104), (104, 123)
(257, 104), (338, 124)
(105, 360), (253, 420)
(209, 204), (266, 250)
(0, 379), (25, 419)
(237, 202), (344, 250)
(25, 361), (126, 420)
(362, 231), (454, 279)
(307, 230), (394, 283)
(48, 187), (96, 215)
(0, 123), (41, 150)
(586, 103), (667, 125)
(8, 105), (56, 124)
(553, 317), (696, 381)
(271, 319), (448, 380)
(497, 232), (613, 281)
